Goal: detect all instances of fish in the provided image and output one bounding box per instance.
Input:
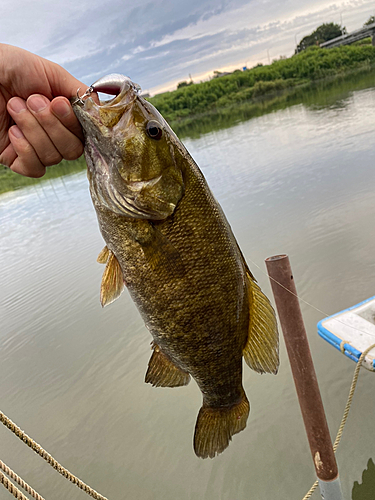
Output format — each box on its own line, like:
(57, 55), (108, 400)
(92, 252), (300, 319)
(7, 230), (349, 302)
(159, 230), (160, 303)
(71, 74), (279, 459)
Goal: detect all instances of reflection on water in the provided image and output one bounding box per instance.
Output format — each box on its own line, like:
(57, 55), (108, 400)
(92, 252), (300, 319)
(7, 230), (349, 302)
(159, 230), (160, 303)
(1, 72), (375, 500)
(174, 69), (375, 140)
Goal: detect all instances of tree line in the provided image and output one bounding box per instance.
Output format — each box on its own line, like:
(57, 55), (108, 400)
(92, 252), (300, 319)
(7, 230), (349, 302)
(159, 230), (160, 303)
(296, 15), (374, 53)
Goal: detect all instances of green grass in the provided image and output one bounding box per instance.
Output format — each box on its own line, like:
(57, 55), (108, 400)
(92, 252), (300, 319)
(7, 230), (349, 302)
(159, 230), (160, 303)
(172, 67), (375, 139)
(352, 37), (373, 46)
(149, 44), (375, 124)
(0, 156), (87, 195)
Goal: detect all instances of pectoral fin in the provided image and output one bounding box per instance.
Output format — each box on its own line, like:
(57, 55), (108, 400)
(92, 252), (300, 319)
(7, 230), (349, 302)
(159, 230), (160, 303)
(100, 251), (124, 307)
(243, 273), (279, 374)
(145, 345), (190, 387)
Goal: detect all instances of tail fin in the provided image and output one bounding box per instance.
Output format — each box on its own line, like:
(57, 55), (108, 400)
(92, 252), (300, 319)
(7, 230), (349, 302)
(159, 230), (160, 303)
(193, 394), (250, 459)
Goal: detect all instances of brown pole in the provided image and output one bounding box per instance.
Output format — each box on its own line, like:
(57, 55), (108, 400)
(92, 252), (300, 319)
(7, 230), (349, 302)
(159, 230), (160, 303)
(265, 254), (338, 482)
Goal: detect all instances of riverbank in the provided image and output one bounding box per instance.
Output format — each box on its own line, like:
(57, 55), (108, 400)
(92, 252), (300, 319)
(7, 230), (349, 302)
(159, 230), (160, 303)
(172, 65), (375, 138)
(149, 43), (375, 123)
(0, 157), (86, 195)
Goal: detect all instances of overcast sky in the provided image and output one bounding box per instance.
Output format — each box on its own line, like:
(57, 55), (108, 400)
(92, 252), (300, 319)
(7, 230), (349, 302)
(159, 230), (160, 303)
(2, 0), (374, 95)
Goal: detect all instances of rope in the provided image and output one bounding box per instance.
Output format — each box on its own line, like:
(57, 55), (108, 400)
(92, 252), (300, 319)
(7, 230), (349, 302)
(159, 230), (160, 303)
(0, 410), (109, 500)
(332, 342), (375, 453)
(340, 340), (350, 354)
(0, 459), (45, 500)
(301, 342), (375, 499)
(0, 470), (29, 500)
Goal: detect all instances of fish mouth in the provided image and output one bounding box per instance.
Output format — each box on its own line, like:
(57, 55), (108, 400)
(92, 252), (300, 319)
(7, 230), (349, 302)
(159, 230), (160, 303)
(72, 74), (141, 130)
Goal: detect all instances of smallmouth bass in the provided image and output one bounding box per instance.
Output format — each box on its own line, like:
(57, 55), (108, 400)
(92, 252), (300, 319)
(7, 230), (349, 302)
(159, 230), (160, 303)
(72, 74), (279, 458)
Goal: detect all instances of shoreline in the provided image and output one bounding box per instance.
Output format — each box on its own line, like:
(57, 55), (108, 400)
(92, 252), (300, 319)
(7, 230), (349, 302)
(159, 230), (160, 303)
(149, 43), (375, 123)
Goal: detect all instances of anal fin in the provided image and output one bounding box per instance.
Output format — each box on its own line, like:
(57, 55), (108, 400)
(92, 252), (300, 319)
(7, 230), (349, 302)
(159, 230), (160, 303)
(145, 345), (190, 387)
(243, 275), (279, 374)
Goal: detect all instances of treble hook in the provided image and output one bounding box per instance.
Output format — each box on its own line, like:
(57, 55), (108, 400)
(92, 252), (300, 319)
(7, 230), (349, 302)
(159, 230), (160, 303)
(73, 86), (94, 105)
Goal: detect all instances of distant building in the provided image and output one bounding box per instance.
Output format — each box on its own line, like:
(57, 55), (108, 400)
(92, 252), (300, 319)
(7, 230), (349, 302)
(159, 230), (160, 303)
(320, 22), (375, 48)
(213, 70), (232, 78)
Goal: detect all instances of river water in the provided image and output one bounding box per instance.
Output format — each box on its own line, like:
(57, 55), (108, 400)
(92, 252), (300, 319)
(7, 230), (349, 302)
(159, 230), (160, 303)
(1, 71), (375, 500)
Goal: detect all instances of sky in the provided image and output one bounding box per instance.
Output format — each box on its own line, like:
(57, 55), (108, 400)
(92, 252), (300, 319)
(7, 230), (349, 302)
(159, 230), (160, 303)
(2, 0), (374, 95)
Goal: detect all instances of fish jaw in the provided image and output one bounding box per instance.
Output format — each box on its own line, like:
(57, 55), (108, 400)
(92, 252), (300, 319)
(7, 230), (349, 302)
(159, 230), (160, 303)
(72, 76), (184, 221)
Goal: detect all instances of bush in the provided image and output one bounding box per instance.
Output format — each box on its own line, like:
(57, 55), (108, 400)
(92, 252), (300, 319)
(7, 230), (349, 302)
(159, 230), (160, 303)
(149, 45), (375, 122)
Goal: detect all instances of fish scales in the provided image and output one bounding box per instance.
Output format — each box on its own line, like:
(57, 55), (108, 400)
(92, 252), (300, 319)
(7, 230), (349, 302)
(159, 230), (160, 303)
(72, 74), (279, 459)
(97, 163), (248, 398)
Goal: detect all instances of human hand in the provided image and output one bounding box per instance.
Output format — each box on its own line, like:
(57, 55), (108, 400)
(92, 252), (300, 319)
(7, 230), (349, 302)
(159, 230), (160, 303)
(0, 44), (88, 177)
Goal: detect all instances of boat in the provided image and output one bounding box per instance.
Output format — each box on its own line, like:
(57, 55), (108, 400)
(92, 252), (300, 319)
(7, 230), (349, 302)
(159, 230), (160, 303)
(317, 296), (375, 371)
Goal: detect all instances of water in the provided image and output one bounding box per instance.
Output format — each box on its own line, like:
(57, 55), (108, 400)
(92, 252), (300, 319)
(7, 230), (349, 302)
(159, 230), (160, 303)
(1, 72), (375, 499)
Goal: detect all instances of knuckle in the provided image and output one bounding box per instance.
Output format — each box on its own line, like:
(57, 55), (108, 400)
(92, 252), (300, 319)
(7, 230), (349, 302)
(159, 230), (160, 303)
(32, 110), (55, 129)
(11, 114), (30, 130)
(0, 154), (11, 168)
(63, 142), (83, 161)
(17, 139), (35, 157)
(43, 152), (63, 166)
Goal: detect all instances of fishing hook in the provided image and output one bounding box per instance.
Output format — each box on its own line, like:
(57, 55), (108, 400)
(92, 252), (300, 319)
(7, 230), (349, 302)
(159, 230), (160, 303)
(73, 86), (93, 105)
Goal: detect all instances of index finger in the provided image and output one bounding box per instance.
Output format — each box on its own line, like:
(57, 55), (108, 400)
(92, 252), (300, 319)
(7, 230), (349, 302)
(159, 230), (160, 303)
(50, 96), (84, 141)
(24, 95), (83, 162)
(0, 84), (12, 159)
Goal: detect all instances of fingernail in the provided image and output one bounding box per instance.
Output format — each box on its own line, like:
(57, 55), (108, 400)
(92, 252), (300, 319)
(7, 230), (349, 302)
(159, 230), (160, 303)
(52, 99), (71, 119)
(27, 95), (49, 113)
(10, 126), (24, 138)
(8, 98), (27, 113)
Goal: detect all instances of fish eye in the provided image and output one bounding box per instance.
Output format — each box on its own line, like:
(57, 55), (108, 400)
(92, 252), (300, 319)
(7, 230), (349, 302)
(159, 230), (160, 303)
(146, 120), (163, 140)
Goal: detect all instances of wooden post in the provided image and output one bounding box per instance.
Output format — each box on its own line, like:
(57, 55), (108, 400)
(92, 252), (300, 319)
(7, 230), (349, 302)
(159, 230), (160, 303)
(265, 254), (343, 497)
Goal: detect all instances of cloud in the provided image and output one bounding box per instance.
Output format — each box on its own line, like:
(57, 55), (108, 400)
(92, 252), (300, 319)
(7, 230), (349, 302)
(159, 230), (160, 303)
(2, 0), (375, 94)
